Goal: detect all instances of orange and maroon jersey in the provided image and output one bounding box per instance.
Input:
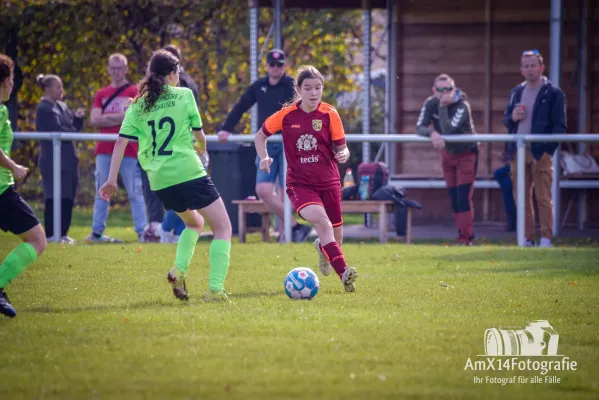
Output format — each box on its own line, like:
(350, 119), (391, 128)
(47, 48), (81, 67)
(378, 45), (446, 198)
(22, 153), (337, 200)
(262, 101), (346, 189)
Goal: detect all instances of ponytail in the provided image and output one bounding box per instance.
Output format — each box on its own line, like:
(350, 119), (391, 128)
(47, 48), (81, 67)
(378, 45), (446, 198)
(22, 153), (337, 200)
(137, 74), (167, 113)
(135, 49), (179, 113)
(36, 73), (60, 91)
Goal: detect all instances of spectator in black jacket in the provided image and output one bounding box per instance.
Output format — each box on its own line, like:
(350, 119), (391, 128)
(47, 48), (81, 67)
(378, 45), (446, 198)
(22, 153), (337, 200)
(217, 49), (311, 243)
(35, 74), (84, 244)
(504, 50), (566, 248)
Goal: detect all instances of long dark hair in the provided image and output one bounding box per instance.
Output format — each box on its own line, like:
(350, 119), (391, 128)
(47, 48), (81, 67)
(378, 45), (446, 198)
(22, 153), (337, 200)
(136, 50), (179, 113)
(0, 54), (14, 86)
(283, 65), (324, 108)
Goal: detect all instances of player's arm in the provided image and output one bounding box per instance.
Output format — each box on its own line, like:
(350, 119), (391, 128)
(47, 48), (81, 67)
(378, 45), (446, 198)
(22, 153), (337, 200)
(329, 108), (350, 164)
(186, 89), (207, 154)
(254, 108), (285, 172)
(90, 107), (126, 127)
(254, 128), (269, 161)
(0, 148), (27, 180)
(192, 128), (207, 154)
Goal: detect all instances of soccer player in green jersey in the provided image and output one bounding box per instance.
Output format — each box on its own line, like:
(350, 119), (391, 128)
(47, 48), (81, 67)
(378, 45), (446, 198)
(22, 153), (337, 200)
(99, 50), (232, 302)
(0, 54), (48, 318)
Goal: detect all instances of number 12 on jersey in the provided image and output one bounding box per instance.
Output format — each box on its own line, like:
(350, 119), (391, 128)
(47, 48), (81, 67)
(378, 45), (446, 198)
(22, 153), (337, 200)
(148, 117), (175, 156)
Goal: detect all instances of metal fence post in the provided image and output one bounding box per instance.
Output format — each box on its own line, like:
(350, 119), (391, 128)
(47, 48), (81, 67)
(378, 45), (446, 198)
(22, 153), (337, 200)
(516, 136), (526, 247)
(52, 134), (62, 242)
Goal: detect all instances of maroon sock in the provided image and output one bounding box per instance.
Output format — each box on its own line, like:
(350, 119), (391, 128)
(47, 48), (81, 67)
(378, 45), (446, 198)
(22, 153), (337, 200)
(321, 241), (347, 278)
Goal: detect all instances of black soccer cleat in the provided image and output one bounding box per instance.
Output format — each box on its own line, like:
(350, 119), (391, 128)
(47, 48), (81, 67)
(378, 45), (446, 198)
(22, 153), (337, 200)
(0, 289), (17, 318)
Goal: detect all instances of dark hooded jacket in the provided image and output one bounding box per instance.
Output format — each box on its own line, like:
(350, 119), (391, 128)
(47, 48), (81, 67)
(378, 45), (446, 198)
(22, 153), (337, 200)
(416, 89), (477, 154)
(503, 76), (566, 160)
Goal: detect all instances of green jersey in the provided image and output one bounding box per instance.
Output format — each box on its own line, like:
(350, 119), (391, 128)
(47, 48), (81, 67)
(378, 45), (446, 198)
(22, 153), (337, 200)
(0, 104), (14, 195)
(119, 85), (206, 191)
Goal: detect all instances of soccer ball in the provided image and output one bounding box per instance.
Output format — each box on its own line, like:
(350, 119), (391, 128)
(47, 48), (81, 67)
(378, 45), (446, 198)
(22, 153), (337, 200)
(284, 267), (319, 300)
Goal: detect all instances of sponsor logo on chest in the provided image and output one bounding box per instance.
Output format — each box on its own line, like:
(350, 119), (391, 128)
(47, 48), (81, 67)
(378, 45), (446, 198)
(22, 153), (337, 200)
(296, 133), (319, 164)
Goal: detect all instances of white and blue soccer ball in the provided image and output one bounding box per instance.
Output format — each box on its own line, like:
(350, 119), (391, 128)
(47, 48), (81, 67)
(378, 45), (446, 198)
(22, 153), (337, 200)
(284, 267), (319, 300)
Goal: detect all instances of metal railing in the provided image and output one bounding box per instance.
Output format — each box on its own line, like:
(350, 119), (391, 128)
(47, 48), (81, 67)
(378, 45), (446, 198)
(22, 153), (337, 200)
(13, 132), (599, 246)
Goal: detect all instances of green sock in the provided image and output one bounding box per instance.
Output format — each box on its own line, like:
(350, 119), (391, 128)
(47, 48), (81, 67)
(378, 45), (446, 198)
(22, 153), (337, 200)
(174, 228), (200, 275)
(0, 243), (38, 288)
(209, 239), (231, 292)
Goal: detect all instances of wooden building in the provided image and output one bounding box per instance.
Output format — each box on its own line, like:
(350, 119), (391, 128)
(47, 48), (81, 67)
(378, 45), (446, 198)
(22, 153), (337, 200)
(257, 0), (599, 228)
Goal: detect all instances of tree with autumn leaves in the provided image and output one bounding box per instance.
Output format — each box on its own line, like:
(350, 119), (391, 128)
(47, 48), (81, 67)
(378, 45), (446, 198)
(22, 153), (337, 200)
(1, 0), (384, 204)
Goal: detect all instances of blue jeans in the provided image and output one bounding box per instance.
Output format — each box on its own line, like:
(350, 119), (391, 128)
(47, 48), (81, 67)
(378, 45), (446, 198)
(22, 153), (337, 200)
(494, 164), (516, 222)
(255, 143), (284, 187)
(162, 209), (185, 235)
(92, 154), (147, 236)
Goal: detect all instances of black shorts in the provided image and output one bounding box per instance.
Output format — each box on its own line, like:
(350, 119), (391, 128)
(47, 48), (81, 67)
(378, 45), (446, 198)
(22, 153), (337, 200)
(0, 186), (40, 235)
(155, 175), (220, 213)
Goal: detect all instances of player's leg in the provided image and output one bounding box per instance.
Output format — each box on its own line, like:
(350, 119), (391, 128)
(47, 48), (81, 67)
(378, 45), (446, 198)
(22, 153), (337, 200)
(165, 209), (203, 300)
(119, 156), (148, 241)
(198, 197), (233, 302)
(300, 204), (357, 292)
(0, 188), (47, 318)
(314, 186), (343, 277)
(255, 150), (309, 243)
(173, 175), (232, 301)
(322, 186), (356, 291)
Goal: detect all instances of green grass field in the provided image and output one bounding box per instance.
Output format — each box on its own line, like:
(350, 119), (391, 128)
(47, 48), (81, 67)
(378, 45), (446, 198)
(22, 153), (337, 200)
(1, 208), (598, 399)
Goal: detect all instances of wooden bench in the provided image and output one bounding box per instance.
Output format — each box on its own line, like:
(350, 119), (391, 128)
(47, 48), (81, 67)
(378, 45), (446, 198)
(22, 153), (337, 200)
(232, 199), (411, 244)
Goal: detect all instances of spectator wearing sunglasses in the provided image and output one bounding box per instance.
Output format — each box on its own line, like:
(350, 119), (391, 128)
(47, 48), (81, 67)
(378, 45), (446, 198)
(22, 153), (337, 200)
(416, 74), (478, 245)
(504, 50), (566, 248)
(217, 48), (312, 243)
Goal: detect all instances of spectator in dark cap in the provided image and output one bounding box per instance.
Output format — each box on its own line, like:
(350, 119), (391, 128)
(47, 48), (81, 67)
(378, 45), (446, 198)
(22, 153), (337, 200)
(217, 48), (311, 243)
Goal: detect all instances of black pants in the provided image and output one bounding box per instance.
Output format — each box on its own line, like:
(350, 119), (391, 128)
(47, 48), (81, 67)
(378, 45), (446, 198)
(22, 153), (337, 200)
(44, 199), (74, 237)
(140, 165), (165, 223)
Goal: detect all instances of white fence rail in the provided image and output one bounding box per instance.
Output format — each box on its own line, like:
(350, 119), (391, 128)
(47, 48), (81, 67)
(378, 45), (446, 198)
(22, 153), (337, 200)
(13, 132), (599, 246)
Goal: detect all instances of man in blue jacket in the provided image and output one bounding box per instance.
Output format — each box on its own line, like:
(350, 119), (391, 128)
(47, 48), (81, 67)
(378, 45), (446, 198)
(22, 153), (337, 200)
(504, 50), (567, 247)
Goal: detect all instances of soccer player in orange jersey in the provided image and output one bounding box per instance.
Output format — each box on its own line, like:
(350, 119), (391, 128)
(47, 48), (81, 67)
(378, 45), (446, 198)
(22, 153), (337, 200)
(254, 65), (358, 292)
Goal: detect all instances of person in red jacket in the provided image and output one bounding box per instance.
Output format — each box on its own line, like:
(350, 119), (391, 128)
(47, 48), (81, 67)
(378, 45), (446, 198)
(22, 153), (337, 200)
(254, 65), (358, 293)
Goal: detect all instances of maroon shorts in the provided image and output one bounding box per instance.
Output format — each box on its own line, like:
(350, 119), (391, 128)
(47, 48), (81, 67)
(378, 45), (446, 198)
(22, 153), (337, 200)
(286, 184), (343, 227)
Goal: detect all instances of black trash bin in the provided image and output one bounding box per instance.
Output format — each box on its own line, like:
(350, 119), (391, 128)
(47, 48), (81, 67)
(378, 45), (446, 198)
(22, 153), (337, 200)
(207, 141), (261, 234)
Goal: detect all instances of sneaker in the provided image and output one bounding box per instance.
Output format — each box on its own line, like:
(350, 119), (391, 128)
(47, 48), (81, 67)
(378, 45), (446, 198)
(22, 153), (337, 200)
(525, 240), (536, 247)
(456, 236), (473, 246)
(142, 222), (162, 243)
(539, 237), (553, 248)
(204, 289), (230, 303)
(167, 268), (189, 301)
(160, 231), (180, 244)
(341, 267), (358, 293)
(277, 233), (286, 243)
(314, 238), (331, 276)
(292, 224), (312, 243)
(0, 289), (16, 318)
(85, 234), (124, 244)
(60, 235), (76, 245)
